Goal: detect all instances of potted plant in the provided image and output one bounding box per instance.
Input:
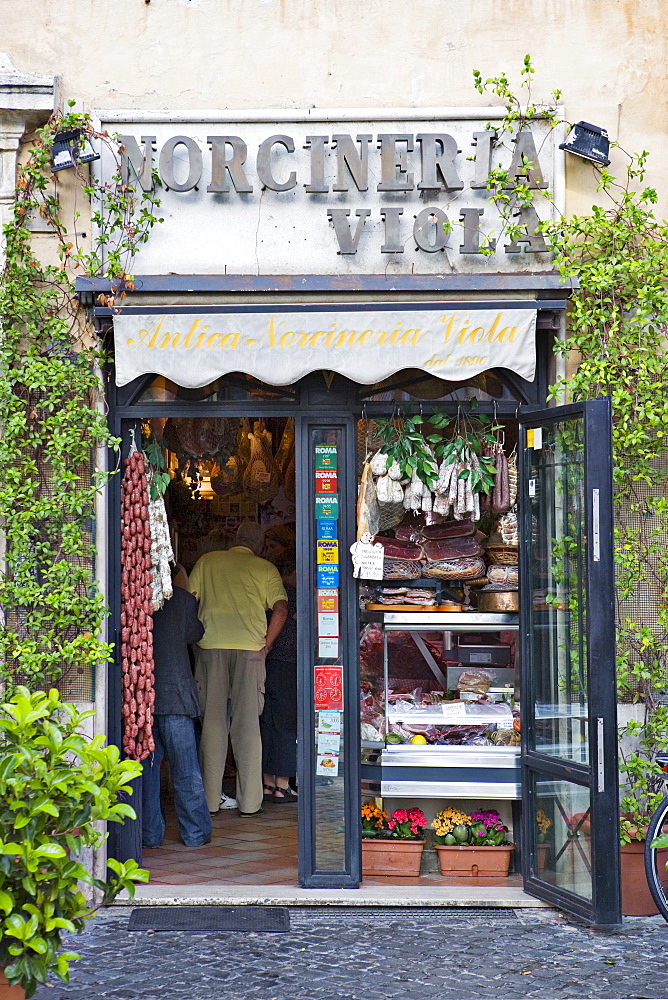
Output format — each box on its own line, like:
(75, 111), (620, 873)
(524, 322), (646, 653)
(535, 808), (553, 873)
(618, 711), (668, 915)
(431, 807), (514, 877)
(361, 804), (427, 877)
(0, 688), (148, 998)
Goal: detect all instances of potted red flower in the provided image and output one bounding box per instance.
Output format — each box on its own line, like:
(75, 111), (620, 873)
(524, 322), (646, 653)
(361, 805), (427, 877)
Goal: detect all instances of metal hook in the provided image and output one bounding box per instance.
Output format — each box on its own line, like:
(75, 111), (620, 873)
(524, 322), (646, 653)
(493, 400), (498, 425)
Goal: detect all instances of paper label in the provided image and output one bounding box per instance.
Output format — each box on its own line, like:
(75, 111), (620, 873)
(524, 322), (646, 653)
(528, 478), (536, 498)
(314, 663), (343, 708)
(469, 652), (493, 663)
(349, 539), (385, 580)
(317, 566), (340, 588)
(317, 539), (339, 565)
(316, 752), (340, 776)
(318, 519), (338, 539)
(315, 445), (337, 469)
(317, 589), (339, 613)
(315, 495), (339, 519)
(315, 470), (338, 494)
(317, 732), (341, 755)
(318, 636), (340, 659)
(441, 700), (468, 719)
(318, 710), (342, 733)
(318, 612), (339, 637)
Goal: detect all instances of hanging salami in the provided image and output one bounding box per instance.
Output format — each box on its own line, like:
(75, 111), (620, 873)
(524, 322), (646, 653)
(120, 445), (155, 763)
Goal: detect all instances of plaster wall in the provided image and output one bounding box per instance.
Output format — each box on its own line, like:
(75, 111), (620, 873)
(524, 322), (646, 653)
(2, 0), (668, 217)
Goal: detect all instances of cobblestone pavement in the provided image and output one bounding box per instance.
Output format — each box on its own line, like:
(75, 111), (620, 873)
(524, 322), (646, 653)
(32, 906), (668, 1000)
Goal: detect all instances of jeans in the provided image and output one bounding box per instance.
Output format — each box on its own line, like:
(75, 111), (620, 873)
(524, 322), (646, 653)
(142, 714), (212, 849)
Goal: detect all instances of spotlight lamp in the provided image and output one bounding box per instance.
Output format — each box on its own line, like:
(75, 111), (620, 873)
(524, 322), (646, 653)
(51, 129), (101, 173)
(559, 121), (610, 167)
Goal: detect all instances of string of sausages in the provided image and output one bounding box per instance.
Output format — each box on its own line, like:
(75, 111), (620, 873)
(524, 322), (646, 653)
(120, 449), (155, 761)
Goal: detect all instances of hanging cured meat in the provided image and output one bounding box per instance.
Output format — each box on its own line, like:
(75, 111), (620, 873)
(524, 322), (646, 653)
(242, 421), (281, 503)
(284, 453), (296, 503)
(274, 419), (295, 475)
(120, 446), (155, 763)
(356, 462), (379, 539)
(148, 475), (174, 611)
(211, 454), (242, 497)
(163, 417), (237, 465)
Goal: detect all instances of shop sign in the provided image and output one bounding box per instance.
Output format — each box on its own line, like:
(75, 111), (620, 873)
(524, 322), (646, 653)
(350, 535), (385, 580)
(113, 306), (537, 387)
(102, 114), (560, 275)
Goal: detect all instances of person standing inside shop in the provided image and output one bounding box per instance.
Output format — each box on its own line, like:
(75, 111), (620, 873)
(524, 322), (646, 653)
(261, 551), (298, 803)
(189, 521), (288, 816)
(142, 567), (212, 850)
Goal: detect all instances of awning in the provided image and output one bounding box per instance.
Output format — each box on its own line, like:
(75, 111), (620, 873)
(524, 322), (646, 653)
(112, 303), (539, 388)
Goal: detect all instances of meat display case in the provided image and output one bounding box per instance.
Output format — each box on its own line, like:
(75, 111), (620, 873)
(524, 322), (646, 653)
(360, 611), (521, 800)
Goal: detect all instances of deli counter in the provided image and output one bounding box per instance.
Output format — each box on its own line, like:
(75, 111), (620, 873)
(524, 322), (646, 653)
(360, 611), (521, 800)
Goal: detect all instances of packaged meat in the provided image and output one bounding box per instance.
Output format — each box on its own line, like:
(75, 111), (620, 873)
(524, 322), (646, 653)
(487, 564), (519, 586)
(457, 668), (494, 694)
(420, 519), (474, 540)
(423, 556), (486, 580)
(383, 557), (423, 580)
(422, 536), (484, 561)
(372, 536), (423, 560)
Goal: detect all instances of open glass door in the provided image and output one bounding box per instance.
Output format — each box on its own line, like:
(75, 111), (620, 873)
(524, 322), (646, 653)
(519, 397), (621, 928)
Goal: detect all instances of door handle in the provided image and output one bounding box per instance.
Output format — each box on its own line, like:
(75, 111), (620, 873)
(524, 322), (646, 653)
(597, 716), (605, 792)
(592, 488), (600, 562)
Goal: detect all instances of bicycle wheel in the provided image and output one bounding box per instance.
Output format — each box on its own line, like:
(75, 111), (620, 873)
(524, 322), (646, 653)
(644, 795), (668, 921)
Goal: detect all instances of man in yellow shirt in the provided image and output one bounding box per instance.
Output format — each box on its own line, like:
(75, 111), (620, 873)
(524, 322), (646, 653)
(189, 521), (288, 816)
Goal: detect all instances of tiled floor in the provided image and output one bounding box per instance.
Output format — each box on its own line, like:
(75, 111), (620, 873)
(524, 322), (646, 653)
(142, 802), (522, 889)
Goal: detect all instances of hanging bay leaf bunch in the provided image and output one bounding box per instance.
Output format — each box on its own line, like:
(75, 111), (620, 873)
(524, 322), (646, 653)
(373, 408), (442, 492)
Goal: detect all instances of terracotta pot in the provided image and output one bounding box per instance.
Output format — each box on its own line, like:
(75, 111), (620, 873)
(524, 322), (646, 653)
(362, 838), (425, 877)
(620, 840), (668, 916)
(0, 969), (26, 1000)
(536, 842), (551, 874)
(435, 843), (514, 877)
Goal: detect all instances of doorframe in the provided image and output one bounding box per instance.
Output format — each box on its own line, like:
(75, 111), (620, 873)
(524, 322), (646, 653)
(106, 371), (364, 884)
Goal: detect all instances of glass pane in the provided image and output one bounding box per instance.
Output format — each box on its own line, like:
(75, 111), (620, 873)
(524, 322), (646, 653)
(360, 369), (517, 402)
(312, 427), (346, 870)
(138, 373), (296, 402)
(527, 418), (588, 764)
(531, 771), (592, 901)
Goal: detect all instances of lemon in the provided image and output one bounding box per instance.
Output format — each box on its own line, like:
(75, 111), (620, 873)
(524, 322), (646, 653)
(410, 734), (428, 744)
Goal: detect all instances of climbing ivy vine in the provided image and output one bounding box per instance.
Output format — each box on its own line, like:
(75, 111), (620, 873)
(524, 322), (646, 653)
(471, 58), (668, 840)
(0, 106), (162, 692)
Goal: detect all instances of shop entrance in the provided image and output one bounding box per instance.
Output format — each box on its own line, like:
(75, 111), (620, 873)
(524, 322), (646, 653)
(105, 358), (619, 924)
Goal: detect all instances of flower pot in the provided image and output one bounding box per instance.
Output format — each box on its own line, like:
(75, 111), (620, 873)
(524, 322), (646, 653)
(362, 838), (425, 877)
(536, 842), (551, 874)
(435, 843), (514, 877)
(620, 840), (668, 916)
(0, 970), (26, 1000)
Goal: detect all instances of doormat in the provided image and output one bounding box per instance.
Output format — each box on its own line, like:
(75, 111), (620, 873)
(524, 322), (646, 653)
(128, 905), (290, 932)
